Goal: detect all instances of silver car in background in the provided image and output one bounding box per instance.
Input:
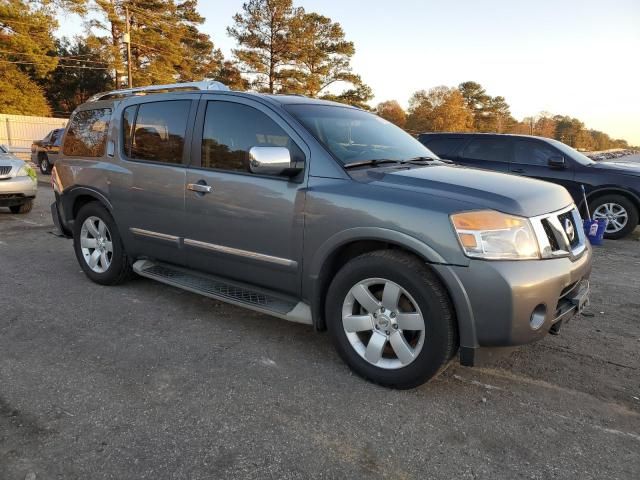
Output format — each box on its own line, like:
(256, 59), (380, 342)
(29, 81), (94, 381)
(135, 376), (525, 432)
(0, 145), (37, 214)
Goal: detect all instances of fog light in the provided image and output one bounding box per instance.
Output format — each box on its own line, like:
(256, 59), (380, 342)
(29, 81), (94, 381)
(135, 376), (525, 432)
(530, 304), (547, 330)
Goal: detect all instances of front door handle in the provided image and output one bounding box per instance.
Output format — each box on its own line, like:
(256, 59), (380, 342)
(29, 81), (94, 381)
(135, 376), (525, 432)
(512, 168), (525, 173)
(187, 182), (212, 194)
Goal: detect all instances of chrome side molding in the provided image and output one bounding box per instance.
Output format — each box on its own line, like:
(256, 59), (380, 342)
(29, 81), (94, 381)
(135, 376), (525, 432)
(184, 238), (297, 268)
(130, 227), (180, 244)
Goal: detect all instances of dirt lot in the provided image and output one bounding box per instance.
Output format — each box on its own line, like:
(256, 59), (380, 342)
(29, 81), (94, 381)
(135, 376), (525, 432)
(1, 184), (639, 479)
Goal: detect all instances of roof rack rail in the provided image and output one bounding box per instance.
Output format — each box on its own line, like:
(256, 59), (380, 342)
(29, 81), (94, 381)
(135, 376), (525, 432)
(87, 80), (229, 102)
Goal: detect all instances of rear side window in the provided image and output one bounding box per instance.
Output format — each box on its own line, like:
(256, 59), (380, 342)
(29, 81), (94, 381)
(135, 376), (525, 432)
(63, 109), (111, 157)
(201, 101), (304, 173)
(461, 138), (510, 163)
(123, 100), (191, 164)
(423, 137), (465, 157)
(513, 140), (557, 166)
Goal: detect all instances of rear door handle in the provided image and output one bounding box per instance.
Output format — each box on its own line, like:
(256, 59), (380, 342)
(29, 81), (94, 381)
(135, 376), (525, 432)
(187, 183), (212, 194)
(512, 168), (525, 173)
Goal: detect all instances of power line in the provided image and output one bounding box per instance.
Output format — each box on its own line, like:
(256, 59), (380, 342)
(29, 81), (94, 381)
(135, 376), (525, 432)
(0, 59), (109, 70)
(117, 3), (211, 44)
(0, 50), (109, 65)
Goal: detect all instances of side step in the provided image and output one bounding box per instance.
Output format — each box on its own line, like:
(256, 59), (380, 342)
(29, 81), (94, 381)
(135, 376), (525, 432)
(133, 260), (312, 325)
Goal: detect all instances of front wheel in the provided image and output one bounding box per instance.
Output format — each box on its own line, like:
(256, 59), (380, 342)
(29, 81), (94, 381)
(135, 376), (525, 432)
(589, 194), (638, 239)
(73, 202), (132, 285)
(326, 250), (458, 389)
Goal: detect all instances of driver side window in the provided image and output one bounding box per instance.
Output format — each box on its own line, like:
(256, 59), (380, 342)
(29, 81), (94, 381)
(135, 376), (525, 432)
(513, 140), (557, 166)
(201, 101), (304, 173)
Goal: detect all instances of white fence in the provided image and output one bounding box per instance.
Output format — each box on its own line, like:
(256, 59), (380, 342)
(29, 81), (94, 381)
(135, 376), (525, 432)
(0, 114), (68, 160)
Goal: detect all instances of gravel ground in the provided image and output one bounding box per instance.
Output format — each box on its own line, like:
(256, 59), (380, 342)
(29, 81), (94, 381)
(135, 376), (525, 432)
(0, 185), (639, 480)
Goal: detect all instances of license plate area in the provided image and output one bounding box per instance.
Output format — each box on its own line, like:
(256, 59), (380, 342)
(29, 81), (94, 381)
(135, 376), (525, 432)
(568, 281), (590, 313)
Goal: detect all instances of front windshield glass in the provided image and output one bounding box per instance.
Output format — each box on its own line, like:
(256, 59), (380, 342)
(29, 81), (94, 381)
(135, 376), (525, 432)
(547, 138), (595, 166)
(285, 104), (439, 165)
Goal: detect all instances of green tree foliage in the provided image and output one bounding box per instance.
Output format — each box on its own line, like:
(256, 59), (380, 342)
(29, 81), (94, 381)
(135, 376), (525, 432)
(229, 0), (371, 106)
(0, 65), (52, 115)
(228, 0), (302, 93)
(289, 12), (355, 96)
(458, 81), (514, 132)
(0, 0), (60, 115)
(88, 0), (242, 88)
(406, 86), (474, 133)
(43, 37), (113, 114)
(375, 100), (406, 128)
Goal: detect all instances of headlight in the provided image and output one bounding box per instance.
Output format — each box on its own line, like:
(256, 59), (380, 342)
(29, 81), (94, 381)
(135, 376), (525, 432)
(451, 210), (540, 260)
(16, 164), (36, 180)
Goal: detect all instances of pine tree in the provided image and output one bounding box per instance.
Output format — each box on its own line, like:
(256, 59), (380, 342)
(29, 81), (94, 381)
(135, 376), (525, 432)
(0, 0), (60, 115)
(228, 0), (303, 93)
(89, 0), (242, 88)
(44, 37), (113, 114)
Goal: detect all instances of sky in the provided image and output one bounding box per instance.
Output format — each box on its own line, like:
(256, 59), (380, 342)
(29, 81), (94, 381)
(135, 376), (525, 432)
(56, 0), (640, 145)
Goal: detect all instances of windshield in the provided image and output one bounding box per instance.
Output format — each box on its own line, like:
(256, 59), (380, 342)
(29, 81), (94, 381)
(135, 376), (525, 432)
(546, 138), (595, 166)
(285, 104), (439, 165)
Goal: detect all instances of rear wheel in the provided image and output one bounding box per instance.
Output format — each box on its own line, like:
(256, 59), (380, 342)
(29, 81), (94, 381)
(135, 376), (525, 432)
(9, 199), (33, 214)
(39, 154), (51, 174)
(326, 250), (458, 389)
(589, 194), (638, 239)
(73, 202), (132, 285)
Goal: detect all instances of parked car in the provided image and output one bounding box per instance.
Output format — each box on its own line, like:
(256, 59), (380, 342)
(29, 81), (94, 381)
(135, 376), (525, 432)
(50, 81), (592, 389)
(0, 144), (37, 213)
(418, 133), (640, 239)
(31, 128), (64, 174)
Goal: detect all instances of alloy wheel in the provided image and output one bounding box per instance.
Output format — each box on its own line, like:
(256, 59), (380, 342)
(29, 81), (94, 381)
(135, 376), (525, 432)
(593, 202), (628, 233)
(80, 216), (113, 273)
(341, 278), (426, 370)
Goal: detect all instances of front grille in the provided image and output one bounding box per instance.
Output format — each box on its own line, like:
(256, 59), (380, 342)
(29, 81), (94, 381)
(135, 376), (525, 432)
(541, 219), (560, 250)
(531, 205), (586, 258)
(0, 193), (25, 199)
(0, 165), (12, 176)
(558, 210), (580, 248)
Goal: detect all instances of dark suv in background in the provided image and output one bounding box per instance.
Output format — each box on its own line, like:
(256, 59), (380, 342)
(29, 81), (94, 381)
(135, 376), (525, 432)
(418, 133), (640, 239)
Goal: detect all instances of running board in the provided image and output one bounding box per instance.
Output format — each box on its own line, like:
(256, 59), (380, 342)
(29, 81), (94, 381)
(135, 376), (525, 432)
(133, 260), (312, 325)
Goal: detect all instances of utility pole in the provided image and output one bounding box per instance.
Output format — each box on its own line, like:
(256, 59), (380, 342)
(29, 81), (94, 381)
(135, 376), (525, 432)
(124, 6), (133, 88)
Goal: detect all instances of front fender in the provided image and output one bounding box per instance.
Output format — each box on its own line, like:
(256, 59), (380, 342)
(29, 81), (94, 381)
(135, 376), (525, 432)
(307, 227), (451, 283)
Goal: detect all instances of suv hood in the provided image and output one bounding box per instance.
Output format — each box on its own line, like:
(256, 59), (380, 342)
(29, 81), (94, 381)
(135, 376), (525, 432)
(591, 160), (640, 177)
(368, 164), (573, 217)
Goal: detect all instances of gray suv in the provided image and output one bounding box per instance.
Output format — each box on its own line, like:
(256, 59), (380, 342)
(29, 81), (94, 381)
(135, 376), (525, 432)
(51, 81), (592, 388)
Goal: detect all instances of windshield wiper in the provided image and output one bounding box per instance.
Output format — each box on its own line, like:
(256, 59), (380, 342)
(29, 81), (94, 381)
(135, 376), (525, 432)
(343, 159), (403, 169)
(403, 156), (437, 163)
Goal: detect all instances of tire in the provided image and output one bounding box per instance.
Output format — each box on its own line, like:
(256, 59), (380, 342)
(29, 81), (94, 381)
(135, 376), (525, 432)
(39, 154), (51, 174)
(9, 199), (33, 214)
(589, 194), (638, 240)
(73, 202), (132, 285)
(325, 250), (458, 389)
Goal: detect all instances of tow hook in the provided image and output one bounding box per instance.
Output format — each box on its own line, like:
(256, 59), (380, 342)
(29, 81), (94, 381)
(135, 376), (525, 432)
(549, 320), (563, 336)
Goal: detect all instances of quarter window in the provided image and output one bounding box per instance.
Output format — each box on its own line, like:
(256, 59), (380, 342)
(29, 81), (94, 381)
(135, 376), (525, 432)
(461, 138), (510, 163)
(124, 100), (191, 164)
(201, 101), (304, 173)
(63, 109), (111, 157)
(513, 140), (557, 166)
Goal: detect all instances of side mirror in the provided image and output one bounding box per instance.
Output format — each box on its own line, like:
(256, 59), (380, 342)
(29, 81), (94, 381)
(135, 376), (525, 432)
(249, 146), (301, 176)
(548, 155), (566, 169)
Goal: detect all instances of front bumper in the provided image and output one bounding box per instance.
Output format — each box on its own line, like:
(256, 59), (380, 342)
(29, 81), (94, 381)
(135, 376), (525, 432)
(0, 176), (37, 206)
(434, 243), (592, 362)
